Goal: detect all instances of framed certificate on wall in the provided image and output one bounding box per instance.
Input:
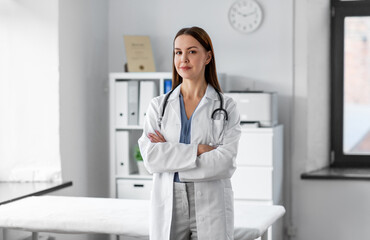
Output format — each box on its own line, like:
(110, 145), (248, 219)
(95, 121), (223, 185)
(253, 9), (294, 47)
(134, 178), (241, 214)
(124, 35), (156, 72)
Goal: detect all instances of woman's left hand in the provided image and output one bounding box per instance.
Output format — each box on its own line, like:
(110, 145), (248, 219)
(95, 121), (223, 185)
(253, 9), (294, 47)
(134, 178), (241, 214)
(148, 130), (167, 143)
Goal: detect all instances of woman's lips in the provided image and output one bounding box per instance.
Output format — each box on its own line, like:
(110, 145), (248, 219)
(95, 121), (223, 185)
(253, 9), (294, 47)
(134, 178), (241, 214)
(180, 66), (191, 70)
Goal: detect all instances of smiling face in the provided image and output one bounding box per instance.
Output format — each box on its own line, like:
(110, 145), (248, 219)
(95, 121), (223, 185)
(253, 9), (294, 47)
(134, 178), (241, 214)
(173, 34), (212, 82)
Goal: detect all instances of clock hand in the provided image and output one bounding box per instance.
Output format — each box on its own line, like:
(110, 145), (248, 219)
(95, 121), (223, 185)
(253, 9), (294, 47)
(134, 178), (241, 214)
(237, 10), (244, 16)
(242, 11), (257, 17)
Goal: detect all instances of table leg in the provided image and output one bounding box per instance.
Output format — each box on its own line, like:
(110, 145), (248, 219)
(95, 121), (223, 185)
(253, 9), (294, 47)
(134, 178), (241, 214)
(1, 228), (7, 240)
(32, 232), (38, 240)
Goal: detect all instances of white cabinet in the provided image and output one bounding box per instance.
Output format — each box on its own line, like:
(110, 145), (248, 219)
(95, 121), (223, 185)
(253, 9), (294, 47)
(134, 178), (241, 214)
(231, 125), (284, 240)
(233, 166), (273, 200)
(109, 72), (172, 200)
(237, 130), (274, 166)
(116, 179), (153, 199)
(232, 126), (283, 204)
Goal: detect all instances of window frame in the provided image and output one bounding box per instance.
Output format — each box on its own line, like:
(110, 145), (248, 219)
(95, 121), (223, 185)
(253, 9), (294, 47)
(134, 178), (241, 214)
(331, 0), (370, 167)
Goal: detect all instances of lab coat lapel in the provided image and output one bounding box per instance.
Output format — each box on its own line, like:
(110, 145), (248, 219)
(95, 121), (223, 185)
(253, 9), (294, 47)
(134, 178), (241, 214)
(195, 84), (218, 112)
(190, 85), (218, 144)
(204, 84), (219, 101)
(161, 85), (181, 142)
(168, 84), (219, 123)
(167, 85), (181, 123)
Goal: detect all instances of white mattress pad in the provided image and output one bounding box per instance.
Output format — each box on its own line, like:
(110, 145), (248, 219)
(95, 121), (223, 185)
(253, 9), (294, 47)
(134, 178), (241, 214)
(0, 196), (285, 240)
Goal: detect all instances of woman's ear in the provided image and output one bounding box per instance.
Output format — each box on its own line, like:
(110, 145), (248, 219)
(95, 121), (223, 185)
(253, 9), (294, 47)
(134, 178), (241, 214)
(205, 51), (212, 65)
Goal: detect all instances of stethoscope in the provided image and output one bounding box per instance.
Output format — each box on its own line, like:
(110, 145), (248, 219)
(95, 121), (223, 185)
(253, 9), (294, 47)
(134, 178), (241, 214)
(158, 87), (228, 146)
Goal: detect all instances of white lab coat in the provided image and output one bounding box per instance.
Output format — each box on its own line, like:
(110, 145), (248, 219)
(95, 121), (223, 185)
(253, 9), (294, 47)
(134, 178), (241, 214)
(138, 84), (241, 240)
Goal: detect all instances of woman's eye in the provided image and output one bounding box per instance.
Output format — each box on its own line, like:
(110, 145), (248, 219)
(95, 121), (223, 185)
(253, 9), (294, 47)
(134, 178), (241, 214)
(189, 50), (196, 54)
(175, 51), (182, 55)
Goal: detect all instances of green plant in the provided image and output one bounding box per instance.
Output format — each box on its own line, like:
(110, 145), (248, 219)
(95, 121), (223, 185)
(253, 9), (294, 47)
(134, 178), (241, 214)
(134, 145), (143, 161)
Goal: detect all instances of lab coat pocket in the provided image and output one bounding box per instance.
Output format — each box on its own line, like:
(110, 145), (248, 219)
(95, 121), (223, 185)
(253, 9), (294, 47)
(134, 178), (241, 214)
(224, 188), (234, 240)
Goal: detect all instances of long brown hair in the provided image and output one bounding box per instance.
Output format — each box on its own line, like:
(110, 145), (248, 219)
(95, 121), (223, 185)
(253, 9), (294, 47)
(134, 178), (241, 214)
(172, 26), (222, 92)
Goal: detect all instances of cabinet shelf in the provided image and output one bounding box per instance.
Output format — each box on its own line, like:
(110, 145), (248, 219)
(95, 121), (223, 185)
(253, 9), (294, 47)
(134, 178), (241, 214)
(110, 72), (171, 201)
(116, 175), (152, 180)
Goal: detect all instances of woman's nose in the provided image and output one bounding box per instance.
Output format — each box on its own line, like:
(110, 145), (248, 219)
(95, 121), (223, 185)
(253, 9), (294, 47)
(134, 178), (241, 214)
(181, 53), (189, 63)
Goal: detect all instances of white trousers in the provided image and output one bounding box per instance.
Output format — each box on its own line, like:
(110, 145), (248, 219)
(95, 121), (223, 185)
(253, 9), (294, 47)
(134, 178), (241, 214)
(170, 182), (198, 240)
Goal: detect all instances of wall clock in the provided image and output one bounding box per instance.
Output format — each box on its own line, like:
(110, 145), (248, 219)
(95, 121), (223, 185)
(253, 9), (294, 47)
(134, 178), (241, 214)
(228, 0), (263, 34)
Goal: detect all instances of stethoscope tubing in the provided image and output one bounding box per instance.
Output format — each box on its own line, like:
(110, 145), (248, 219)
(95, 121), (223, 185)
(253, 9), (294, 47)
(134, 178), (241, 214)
(160, 87), (228, 121)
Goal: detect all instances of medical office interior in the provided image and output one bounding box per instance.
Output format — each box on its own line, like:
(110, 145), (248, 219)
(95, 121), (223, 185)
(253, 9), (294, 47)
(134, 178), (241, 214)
(1, 0), (370, 239)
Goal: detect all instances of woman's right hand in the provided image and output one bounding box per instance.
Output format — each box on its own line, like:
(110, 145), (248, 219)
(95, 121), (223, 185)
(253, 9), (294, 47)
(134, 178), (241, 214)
(197, 144), (215, 156)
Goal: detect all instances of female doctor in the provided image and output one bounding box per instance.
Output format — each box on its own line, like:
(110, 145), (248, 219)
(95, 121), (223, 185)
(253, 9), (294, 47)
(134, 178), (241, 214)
(138, 26), (241, 240)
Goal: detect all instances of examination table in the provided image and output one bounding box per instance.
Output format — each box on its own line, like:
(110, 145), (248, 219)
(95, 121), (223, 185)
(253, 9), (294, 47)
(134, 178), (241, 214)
(0, 196), (285, 240)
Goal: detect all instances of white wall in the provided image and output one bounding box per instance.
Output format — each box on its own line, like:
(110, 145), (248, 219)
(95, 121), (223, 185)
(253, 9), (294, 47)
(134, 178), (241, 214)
(55, 0), (109, 239)
(293, 1), (370, 240)
(58, 0), (109, 198)
(109, 2), (294, 238)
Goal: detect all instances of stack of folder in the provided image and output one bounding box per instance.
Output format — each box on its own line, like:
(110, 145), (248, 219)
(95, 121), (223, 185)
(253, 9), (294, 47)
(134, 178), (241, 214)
(115, 80), (158, 127)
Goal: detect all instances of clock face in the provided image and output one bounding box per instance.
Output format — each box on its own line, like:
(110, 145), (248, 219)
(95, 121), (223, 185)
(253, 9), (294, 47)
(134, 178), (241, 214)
(228, 0), (263, 33)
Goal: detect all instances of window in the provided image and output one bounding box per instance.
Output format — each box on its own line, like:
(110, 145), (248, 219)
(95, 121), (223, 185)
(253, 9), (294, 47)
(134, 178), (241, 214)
(331, 0), (370, 167)
(0, 0), (61, 181)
